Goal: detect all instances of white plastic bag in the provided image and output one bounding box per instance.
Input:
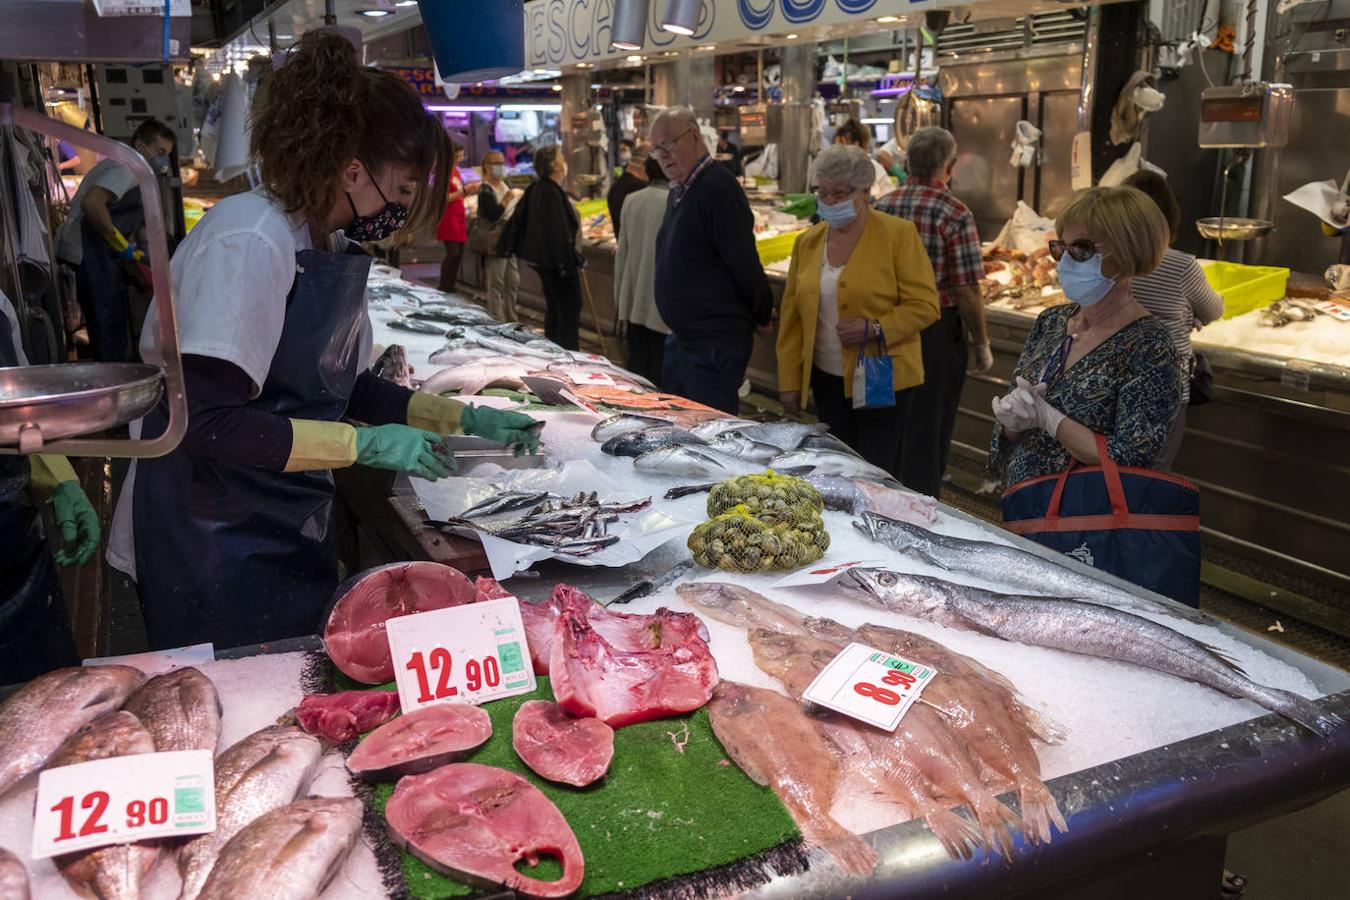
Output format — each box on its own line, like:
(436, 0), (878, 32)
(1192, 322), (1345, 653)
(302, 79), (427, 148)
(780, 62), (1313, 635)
(991, 201), (1058, 254)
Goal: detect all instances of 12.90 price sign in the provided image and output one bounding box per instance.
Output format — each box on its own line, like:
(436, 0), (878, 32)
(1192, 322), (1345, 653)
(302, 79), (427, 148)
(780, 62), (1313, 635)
(32, 750), (215, 859)
(386, 596), (536, 712)
(802, 642), (936, 732)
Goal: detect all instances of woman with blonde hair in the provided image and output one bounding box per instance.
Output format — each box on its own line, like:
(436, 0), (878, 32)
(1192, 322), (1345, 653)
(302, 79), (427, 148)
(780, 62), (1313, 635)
(988, 185), (1181, 484)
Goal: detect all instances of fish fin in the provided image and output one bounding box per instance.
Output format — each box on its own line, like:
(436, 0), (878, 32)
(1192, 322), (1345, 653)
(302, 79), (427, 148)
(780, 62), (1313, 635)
(1017, 780), (1068, 845)
(974, 797), (1021, 860)
(1021, 704), (1070, 745)
(917, 550), (950, 571)
(820, 833), (879, 877)
(1200, 643), (1250, 677)
(663, 483), (715, 500)
(1275, 695), (1345, 736)
(923, 807), (984, 861)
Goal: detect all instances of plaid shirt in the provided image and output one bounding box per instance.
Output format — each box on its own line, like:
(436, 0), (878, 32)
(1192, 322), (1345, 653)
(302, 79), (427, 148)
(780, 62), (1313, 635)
(670, 153), (714, 207)
(873, 177), (983, 308)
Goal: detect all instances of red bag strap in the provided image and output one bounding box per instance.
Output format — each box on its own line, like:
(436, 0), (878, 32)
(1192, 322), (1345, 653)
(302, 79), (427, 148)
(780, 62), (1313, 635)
(1044, 433), (1129, 524)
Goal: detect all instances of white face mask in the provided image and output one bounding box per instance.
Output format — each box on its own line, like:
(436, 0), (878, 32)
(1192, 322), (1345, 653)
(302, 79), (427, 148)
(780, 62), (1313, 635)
(490, 164), (505, 178)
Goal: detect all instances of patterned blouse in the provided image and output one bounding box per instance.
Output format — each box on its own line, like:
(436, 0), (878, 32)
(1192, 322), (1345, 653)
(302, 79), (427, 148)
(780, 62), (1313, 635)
(988, 303), (1181, 486)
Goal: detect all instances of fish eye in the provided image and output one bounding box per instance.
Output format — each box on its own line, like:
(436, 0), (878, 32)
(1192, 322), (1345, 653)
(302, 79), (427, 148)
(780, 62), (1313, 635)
(880, 572), (897, 586)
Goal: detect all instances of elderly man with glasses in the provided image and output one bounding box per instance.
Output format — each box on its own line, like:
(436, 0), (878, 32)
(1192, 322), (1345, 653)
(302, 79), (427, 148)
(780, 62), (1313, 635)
(649, 107), (773, 414)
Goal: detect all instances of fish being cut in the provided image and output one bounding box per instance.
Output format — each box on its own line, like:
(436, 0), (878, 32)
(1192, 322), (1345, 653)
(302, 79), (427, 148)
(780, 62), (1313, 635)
(707, 681), (877, 876)
(590, 413), (673, 442)
(295, 691), (401, 743)
(847, 568), (1345, 736)
(419, 360), (529, 397)
(48, 712), (160, 900)
(122, 667), (222, 755)
(178, 726), (323, 900)
(0, 665), (145, 798)
(346, 703), (492, 780)
(0, 847), (27, 900)
(195, 798), (363, 900)
(323, 561), (479, 684)
(512, 701), (614, 787)
(601, 425), (707, 458)
(768, 448), (897, 484)
(372, 344), (412, 388)
(632, 445), (769, 479)
(385, 763), (584, 898)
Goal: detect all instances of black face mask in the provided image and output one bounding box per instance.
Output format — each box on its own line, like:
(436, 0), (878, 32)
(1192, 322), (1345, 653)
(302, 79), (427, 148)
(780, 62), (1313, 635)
(346, 170), (409, 242)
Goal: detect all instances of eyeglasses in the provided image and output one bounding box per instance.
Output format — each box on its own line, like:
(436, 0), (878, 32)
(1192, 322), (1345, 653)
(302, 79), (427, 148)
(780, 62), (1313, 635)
(651, 127), (694, 158)
(1048, 239), (1103, 262)
(817, 187), (859, 205)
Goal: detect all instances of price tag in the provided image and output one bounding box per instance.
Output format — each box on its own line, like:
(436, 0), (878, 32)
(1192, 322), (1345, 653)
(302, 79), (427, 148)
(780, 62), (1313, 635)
(386, 597), (537, 712)
(770, 558), (895, 588)
(32, 750), (215, 859)
(557, 388), (606, 419)
(802, 642), (936, 732)
(575, 371), (617, 387)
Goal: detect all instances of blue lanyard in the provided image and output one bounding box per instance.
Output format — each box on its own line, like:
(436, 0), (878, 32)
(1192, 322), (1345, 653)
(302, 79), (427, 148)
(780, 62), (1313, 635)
(1040, 333), (1074, 386)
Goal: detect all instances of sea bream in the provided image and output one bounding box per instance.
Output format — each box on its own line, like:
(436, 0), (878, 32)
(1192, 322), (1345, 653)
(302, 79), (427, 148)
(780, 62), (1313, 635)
(590, 412), (673, 442)
(122, 666), (222, 754)
(633, 445), (770, 479)
(710, 421), (824, 449)
(704, 431), (782, 462)
(0, 665), (145, 797)
(0, 847), (27, 900)
(688, 418), (756, 440)
(601, 425), (707, 458)
(847, 568), (1345, 736)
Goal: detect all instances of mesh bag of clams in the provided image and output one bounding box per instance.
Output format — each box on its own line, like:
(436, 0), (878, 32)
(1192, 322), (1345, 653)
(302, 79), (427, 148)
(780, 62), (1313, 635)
(706, 471), (824, 523)
(688, 501), (831, 573)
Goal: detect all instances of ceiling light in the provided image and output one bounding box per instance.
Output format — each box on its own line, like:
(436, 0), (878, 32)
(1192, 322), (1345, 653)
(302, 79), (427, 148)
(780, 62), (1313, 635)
(611, 0), (647, 52)
(358, 9), (392, 17)
(697, 44), (716, 52)
(659, 0), (701, 36)
(732, 85), (745, 92)
(533, 68), (549, 74)
(662, 50), (679, 57)
(551, 84), (563, 91)
(877, 16), (900, 24)
(626, 55), (644, 63)
(576, 62), (593, 69)
(786, 34), (799, 40)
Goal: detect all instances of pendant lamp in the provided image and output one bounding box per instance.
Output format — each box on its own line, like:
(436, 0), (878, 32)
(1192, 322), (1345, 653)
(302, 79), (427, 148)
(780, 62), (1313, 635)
(419, 0), (524, 84)
(611, 0), (648, 51)
(659, 0), (702, 36)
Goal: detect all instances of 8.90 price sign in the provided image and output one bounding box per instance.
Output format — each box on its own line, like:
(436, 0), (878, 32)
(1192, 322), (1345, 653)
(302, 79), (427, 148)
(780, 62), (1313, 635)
(802, 642), (936, 732)
(32, 750), (215, 859)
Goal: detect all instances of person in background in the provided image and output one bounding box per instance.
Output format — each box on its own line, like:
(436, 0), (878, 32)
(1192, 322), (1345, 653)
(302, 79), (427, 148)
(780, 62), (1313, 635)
(650, 106), (773, 415)
(56, 140), (82, 172)
(436, 142), (478, 293)
(777, 145), (939, 476)
(715, 131), (743, 177)
(55, 117), (176, 362)
(477, 149), (521, 323)
(615, 157), (672, 387)
(988, 186), (1180, 487)
(874, 126), (992, 497)
(816, 119), (894, 200)
(501, 143), (583, 349)
(606, 142), (650, 238)
(877, 135), (906, 183)
(614, 138), (635, 178)
(1123, 170), (1224, 470)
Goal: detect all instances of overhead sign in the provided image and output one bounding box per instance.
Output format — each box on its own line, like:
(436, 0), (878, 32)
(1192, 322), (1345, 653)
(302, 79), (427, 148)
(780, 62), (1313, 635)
(389, 66), (441, 97)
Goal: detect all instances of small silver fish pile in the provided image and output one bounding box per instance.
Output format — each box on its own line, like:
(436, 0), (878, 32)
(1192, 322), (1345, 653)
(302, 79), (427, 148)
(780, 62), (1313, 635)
(427, 491), (651, 556)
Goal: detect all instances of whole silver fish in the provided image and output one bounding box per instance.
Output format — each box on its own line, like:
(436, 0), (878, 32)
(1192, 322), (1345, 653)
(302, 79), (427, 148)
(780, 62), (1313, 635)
(0, 847), (28, 900)
(847, 568), (1345, 736)
(853, 511), (1203, 622)
(726, 421), (825, 450)
(601, 425), (706, 458)
(49, 712), (160, 900)
(0, 666), (145, 797)
(795, 431), (859, 456)
(195, 798), (362, 900)
(178, 725), (323, 900)
(769, 448), (896, 484)
(590, 413), (671, 442)
(633, 445), (769, 479)
(122, 667), (222, 754)
(705, 431), (782, 462)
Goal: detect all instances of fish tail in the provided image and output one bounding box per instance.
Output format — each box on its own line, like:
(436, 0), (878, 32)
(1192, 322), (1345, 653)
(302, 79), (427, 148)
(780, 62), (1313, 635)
(1262, 689), (1345, 736)
(1017, 780), (1068, 844)
(921, 806), (984, 861)
(1021, 704), (1070, 745)
(974, 796), (1021, 859)
(663, 483), (714, 500)
(822, 833), (879, 877)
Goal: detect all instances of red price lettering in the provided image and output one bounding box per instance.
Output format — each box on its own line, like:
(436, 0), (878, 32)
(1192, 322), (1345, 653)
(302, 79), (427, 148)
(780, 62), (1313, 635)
(406, 648), (459, 704)
(51, 791), (110, 842)
(126, 797), (168, 828)
(882, 670), (917, 689)
(853, 682), (901, 706)
(463, 656), (503, 693)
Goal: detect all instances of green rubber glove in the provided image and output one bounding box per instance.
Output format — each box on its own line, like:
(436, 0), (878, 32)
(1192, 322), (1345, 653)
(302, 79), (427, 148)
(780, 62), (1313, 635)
(459, 405), (543, 456)
(355, 425), (456, 481)
(50, 480), (101, 566)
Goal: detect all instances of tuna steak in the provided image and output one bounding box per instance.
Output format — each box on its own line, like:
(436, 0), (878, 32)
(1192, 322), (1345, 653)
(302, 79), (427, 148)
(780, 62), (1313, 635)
(122, 667), (222, 754)
(385, 763), (584, 898)
(346, 704), (491, 780)
(48, 712), (161, 900)
(323, 562), (479, 683)
(512, 701), (614, 787)
(195, 798), (363, 900)
(0, 665), (145, 797)
(295, 691), (401, 743)
(0, 847), (27, 900)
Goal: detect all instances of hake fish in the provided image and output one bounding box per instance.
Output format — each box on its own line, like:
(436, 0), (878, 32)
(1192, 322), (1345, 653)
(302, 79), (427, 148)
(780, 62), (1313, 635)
(633, 445), (772, 479)
(0, 847), (27, 900)
(195, 798), (363, 900)
(704, 431), (782, 462)
(769, 448), (898, 484)
(122, 667), (222, 754)
(847, 568), (1345, 736)
(0, 665), (145, 797)
(178, 725), (323, 900)
(49, 712), (161, 900)
(707, 681), (878, 876)
(601, 425), (707, 458)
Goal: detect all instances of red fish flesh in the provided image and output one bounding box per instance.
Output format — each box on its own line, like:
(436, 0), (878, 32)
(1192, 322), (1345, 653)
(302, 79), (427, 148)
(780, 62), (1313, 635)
(512, 701), (614, 787)
(385, 763), (584, 898)
(475, 576), (514, 601)
(346, 703), (491, 780)
(295, 691), (401, 743)
(323, 562), (478, 684)
(550, 606), (719, 728)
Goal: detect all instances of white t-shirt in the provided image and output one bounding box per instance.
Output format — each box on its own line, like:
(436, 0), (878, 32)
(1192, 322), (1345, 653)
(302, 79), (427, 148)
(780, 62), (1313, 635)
(108, 188), (373, 579)
(55, 158), (139, 265)
(814, 258), (846, 377)
(869, 158), (895, 200)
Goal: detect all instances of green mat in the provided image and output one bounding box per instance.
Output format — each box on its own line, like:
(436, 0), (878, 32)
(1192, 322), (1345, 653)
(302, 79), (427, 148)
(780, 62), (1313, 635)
(343, 676), (802, 898)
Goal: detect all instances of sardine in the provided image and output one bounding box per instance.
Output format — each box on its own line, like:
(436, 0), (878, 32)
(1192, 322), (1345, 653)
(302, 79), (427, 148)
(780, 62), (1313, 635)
(590, 413), (672, 442)
(847, 568), (1345, 736)
(853, 511), (1202, 621)
(122, 667), (222, 755)
(769, 448), (897, 484)
(707, 682), (878, 876)
(178, 726), (323, 900)
(49, 712), (161, 900)
(633, 445), (772, 479)
(0, 666), (145, 798)
(459, 490), (553, 518)
(705, 431), (782, 462)
(0, 847), (27, 900)
(601, 425), (707, 458)
(371, 344), (412, 388)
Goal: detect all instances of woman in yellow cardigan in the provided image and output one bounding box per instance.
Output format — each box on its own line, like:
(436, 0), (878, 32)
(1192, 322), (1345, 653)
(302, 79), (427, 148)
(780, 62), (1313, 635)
(777, 144), (940, 477)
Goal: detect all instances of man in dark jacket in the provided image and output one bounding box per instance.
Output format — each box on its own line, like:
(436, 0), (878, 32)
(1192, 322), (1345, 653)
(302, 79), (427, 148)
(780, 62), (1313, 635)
(607, 142), (650, 237)
(650, 108), (772, 414)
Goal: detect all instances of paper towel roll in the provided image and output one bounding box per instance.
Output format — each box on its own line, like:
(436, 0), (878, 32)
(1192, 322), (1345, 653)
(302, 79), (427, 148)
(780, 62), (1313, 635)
(213, 73), (250, 182)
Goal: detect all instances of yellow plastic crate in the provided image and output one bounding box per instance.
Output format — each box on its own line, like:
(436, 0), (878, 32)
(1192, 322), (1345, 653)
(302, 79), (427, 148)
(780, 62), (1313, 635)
(575, 198), (609, 220)
(756, 229), (806, 266)
(1200, 260), (1290, 319)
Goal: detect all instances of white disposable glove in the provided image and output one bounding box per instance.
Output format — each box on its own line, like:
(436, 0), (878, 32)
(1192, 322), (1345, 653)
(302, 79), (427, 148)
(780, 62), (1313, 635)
(991, 390), (1036, 434)
(973, 342), (994, 372)
(1014, 376), (1067, 438)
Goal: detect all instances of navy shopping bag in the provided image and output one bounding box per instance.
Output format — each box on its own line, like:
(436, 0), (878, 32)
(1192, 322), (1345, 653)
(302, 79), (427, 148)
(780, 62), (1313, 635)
(1001, 434), (1202, 606)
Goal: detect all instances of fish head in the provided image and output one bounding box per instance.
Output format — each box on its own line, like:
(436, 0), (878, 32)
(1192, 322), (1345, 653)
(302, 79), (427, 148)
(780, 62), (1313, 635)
(846, 567), (900, 598)
(847, 568), (931, 616)
(801, 616), (855, 645)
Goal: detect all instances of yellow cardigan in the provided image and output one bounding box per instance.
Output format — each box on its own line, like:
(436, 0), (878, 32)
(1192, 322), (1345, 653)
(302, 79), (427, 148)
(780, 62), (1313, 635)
(776, 210), (940, 399)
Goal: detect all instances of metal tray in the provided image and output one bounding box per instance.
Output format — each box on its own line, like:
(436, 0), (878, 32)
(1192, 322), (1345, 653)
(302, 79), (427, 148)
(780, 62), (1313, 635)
(0, 363), (163, 450)
(1196, 217), (1275, 241)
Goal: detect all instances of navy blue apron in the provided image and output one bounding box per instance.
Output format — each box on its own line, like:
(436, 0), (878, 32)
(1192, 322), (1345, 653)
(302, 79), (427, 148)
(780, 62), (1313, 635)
(0, 308), (78, 684)
(133, 243), (371, 651)
(75, 184), (144, 362)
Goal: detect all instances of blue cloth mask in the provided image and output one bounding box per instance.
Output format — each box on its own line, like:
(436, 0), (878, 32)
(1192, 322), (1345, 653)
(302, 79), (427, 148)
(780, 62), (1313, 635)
(817, 196), (858, 229)
(1057, 252), (1116, 306)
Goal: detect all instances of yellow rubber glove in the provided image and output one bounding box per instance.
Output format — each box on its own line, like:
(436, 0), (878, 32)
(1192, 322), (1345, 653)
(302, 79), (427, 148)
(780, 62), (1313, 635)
(29, 454), (78, 501)
(285, 420), (359, 472)
(103, 228), (145, 263)
(29, 456), (100, 566)
(407, 392), (466, 436)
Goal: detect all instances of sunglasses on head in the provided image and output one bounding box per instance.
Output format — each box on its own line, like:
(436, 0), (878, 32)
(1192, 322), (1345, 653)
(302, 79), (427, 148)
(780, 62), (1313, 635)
(1048, 239), (1103, 262)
